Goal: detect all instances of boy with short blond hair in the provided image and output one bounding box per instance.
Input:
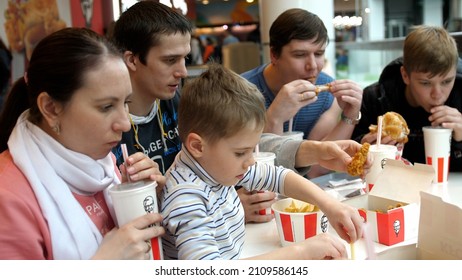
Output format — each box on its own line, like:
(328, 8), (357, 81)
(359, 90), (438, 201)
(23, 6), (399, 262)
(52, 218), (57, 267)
(353, 25), (462, 170)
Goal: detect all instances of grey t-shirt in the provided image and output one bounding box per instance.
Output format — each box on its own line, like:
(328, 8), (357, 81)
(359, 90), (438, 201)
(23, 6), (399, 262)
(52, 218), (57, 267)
(259, 133), (310, 176)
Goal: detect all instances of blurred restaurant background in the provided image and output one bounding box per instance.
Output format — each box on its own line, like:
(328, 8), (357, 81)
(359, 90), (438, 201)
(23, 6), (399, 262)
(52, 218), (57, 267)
(1, 0), (462, 89)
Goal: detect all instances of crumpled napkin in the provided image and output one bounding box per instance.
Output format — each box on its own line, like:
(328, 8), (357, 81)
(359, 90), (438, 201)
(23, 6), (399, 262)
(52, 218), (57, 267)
(325, 178), (365, 201)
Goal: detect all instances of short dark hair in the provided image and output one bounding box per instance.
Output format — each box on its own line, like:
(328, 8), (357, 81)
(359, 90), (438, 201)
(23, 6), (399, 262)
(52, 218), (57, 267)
(270, 8), (329, 57)
(112, 1), (192, 65)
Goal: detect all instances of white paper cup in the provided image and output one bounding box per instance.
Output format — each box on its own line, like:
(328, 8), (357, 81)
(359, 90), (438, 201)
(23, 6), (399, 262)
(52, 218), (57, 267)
(253, 152), (276, 215)
(108, 180), (163, 260)
(423, 126), (452, 183)
(365, 144), (398, 191)
(282, 131), (304, 141)
(272, 198), (328, 247)
(253, 152), (276, 166)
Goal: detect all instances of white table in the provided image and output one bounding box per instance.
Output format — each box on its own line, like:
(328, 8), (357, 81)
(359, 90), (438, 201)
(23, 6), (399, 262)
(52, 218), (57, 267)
(426, 172), (462, 207)
(241, 172), (462, 259)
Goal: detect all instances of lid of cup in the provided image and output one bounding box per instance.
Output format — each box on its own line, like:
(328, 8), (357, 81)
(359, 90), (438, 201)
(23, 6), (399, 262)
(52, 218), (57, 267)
(422, 126), (453, 132)
(109, 180), (157, 193)
(369, 144), (397, 152)
(253, 152), (276, 159)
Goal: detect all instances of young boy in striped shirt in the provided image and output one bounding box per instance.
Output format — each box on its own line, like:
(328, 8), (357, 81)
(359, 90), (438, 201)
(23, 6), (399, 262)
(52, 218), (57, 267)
(160, 63), (363, 260)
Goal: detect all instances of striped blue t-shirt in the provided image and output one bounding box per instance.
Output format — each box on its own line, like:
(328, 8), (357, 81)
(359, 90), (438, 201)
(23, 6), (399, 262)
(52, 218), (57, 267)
(241, 64), (334, 139)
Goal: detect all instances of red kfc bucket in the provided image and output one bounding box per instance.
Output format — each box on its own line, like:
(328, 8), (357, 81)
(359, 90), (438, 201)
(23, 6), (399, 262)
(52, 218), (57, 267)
(272, 198), (328, 247)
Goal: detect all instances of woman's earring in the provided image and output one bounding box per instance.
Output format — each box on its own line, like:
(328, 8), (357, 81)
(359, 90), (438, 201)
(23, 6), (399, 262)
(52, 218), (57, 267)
(52, 123), (61, 135)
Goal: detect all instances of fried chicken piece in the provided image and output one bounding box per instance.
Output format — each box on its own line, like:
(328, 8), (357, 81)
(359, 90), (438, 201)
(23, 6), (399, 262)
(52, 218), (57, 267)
(314, 83), (331, 95)
(369, 112), (410, 143)
(347, 142), (370, 176)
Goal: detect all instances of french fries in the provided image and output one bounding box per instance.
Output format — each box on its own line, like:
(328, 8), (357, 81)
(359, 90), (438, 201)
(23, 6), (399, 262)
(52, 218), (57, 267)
(284, 199), (319, 213)
(350, 242), (356, 260)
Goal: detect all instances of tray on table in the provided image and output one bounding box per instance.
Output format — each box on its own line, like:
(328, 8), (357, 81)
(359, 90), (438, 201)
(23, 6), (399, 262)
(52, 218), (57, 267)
(310, 172), (365, 201)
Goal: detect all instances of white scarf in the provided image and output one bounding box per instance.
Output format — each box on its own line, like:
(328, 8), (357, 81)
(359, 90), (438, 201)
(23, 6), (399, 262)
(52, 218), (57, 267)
(8, 111), (121, 259)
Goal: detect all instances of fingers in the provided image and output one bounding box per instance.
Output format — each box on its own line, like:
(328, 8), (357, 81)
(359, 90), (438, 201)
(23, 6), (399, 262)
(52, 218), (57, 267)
(430, 105), (462, 126)
(245, 193), (276, 215)
(246, 213), (274, 223)
(332, 223), (350, 242)
(298, 233), (347, 259)
(132, 214), (165, 251)
(134, 237), (157, 260)
(123, 151), (146, 165)
(269, 80), (319, 127)
(362, 152), (373, 173)
(153, 175), (166, 189)
(119, 163), (128, 182)
(330, 79), (362, 93)
(298, 91), (317, 102)
(380, 135), (397, 145)
(98, 213), (164, 260)
(124, 152), (164, 182)
(328, 140), (353, 158)
(332, 210), (362, 243)
(430, 106), (462, 140)
(136, 236), (158, 260)
(145, 240), (152, 256)
(339, 219), (361, 243)
(361, 133), (377, 144)
(248, 191), (277, 204)
(322, 234), (348, 260)
(330, 80), (363, 114)
(237, 189), (277, 223)
(284, 79), (318, 103)
(131, 213), (163, 230)
(361, 133), (396, 145)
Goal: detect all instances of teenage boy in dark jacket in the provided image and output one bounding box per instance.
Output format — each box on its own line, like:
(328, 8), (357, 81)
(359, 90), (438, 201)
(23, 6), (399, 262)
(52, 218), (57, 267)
(352, 25), (462, 171)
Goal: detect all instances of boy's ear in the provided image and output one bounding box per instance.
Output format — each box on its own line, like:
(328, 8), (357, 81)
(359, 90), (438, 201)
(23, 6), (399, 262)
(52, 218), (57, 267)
(400, 66), (410, 85)
(186, 132), (204, 157)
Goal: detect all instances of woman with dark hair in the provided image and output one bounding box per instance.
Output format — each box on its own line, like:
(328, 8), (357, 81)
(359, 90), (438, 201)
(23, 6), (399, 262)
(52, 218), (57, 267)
(0, 27), (165, 260)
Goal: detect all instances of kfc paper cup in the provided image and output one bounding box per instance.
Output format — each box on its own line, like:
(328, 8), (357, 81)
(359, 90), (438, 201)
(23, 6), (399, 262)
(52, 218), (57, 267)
(253, 152), (276, 166)
(108, 180), (163, 260)
(272, 198), (328, 247)
(423, 126), (452, 183)
(253, 152), (276, 215)
(365, 144), (398, 191)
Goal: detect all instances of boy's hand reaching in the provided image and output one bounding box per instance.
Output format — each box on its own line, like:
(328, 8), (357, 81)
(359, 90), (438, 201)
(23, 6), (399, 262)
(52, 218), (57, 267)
(236, 188), (276, 223)
(295, 233), (347, 260)
(321, 198), (363, 243)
